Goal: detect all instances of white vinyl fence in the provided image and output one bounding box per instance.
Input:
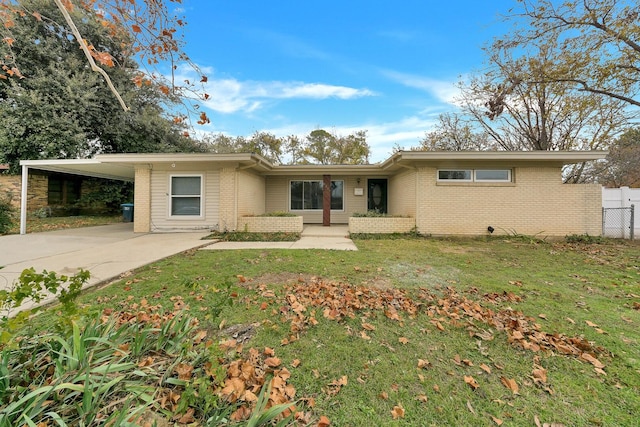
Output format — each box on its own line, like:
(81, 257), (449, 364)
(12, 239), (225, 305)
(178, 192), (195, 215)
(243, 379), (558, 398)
(602, 187), (639, 239)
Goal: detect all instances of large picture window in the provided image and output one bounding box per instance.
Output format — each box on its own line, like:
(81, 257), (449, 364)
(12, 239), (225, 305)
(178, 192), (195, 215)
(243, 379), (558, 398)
(290, 180), (344, 210)
(170, 175), (202, 216)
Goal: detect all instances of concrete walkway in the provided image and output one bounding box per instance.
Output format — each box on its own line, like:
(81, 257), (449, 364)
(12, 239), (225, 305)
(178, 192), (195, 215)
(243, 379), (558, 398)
(0, 223), (212, 297)
(202, 225), (358, 251)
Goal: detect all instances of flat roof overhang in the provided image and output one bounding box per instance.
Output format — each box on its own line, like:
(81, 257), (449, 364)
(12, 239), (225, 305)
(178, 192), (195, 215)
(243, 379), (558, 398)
(20, 158), (135, 181)
(380, 150), (609, 172)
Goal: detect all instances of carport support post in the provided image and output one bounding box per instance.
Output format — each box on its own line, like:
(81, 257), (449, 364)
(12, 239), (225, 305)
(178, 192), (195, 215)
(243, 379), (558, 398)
(20, 165), (28, 235)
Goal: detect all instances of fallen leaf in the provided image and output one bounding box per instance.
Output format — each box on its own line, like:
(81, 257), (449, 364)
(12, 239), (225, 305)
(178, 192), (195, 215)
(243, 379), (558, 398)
(491, 415), (504, 425)
(292, 359), (301, 368)
(416, 394), (428, 403)
(532, 367), (547, 384)
(586, 320), (598, 327)
(317, 415), (331, 427)
(264, 357), (281, 368)
(391, 404), (405, 419)
(500, 377), (519, 394)
(379, 391), (389, 400)
(538, 313), (547, 319)
(466, 400), (476, 414)
(480, 363), (492, 374)
(362, 322), (376, 331)
(580, 353), (605, 369)
(399, 337), (409, 345)
(464, 375), (479, 390)
(417, 359), (431, 369)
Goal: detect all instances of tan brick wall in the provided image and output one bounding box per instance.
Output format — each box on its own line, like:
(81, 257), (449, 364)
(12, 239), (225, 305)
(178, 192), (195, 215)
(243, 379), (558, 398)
(237, 216), (303, 233)
(415, 166), (602, 237)
(0, 173), (48, 212)
(388, 169), (416, 217)
(237, 170), (265, 217)
(348, 217), (416, 234)
(133, 166), (151, 232)
(219, 168), (237, 231)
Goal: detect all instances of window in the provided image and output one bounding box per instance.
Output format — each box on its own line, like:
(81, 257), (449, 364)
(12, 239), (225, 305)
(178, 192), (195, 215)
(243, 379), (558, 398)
(437, 170), (472, 181)
(290, 180), (344, 210)
(474, 169), (511, 182)
(170, 175), (202, 216)
(438, 169), (512, 183)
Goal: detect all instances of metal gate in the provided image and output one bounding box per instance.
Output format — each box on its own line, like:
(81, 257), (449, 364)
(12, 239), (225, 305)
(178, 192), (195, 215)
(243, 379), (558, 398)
(602, 205), (635, 239)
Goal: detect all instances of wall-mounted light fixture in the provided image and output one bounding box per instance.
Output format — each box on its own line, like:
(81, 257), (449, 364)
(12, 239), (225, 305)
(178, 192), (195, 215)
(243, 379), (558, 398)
(487, 226), (495, 234)
(356, 177), (361, 185)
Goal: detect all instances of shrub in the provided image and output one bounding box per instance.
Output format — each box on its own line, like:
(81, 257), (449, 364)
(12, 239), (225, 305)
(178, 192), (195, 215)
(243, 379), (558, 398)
(351, 211), (407, 218)
(255, 211), (298, 217)
(0, 196), (14, 235)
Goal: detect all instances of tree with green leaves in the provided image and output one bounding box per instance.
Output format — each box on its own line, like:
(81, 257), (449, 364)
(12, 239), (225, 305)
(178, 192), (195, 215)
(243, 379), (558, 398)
(300, 129), (370, 165)
(0, 0), (203, 173)
(204, 129), (371, 165)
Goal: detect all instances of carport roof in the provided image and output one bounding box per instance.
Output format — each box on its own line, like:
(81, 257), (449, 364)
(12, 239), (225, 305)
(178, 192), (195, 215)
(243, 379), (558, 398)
(20, 158), (135, 181)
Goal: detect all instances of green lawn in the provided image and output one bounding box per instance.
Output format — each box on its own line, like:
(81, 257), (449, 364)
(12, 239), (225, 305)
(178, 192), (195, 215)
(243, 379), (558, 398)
(5, 236), (640, 426)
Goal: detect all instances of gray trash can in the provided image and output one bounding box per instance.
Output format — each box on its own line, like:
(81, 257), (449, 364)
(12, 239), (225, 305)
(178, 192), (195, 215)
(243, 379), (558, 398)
(121, 203), (134, 222)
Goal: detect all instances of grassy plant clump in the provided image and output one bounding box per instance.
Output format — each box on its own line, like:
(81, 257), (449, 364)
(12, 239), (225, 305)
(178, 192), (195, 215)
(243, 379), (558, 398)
(205, 231), (300, 242)
(565, 233), (609, 244)
(256, 211), (298, 217)
(351, 211), (408, 218)
(0, 196), (15, 235)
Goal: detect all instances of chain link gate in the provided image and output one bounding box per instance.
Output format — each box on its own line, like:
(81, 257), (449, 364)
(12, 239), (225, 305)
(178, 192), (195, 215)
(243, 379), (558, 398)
(602, 205), (635, 239)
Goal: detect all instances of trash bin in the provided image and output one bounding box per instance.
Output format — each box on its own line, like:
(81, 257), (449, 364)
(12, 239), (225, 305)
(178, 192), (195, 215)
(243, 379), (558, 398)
(121, 203), (134, 222)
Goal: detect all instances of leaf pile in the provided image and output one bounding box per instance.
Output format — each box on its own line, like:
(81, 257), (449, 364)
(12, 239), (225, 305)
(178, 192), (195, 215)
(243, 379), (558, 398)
(277, 278), (608, 372)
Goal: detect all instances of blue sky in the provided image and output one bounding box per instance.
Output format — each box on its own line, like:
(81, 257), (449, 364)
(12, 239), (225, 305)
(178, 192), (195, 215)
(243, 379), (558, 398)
(177, 1), (514, 162)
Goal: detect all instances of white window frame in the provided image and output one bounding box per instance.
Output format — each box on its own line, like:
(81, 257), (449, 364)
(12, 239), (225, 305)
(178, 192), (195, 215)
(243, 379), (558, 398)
(289, 179), (345, 211)
(169, 174), (204, 219)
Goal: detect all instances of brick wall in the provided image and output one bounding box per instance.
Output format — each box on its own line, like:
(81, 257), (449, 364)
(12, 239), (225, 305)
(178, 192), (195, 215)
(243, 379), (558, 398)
(348, 217), (416, 234)
(134, 166), (151, 232)
(237, 170), (265, 217)
(0, 173), (48, 211)
(237, 216), (303, 233)
(415, 166), (602, 237)
(219, 168), (237, 231)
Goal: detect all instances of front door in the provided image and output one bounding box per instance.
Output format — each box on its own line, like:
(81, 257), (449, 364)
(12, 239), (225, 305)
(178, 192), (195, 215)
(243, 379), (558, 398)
(367, 179), (388, 214)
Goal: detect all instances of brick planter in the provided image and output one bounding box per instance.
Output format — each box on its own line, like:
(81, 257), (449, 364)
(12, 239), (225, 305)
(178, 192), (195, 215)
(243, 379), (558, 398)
(349, 217), (415, 234)
(238, 216), (303, 233)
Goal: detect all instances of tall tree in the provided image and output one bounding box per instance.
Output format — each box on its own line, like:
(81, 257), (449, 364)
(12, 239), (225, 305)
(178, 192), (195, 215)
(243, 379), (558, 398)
(458, 46), (629, 154)
(0, 0), (202, 173)
(419, 113), (493, 151)
(301, 129), (370, 165)
(1, 0), (208, 119)
(488, 0), (640, 111)
(589, 127), (640, 187)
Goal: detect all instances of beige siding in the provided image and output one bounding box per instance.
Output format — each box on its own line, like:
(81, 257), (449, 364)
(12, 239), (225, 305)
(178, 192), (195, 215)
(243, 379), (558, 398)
(415, 166), (602, 237)
(150, 168), (219, 232)
(265, 175), (368, 224)
(237, 170), (266, 217)
(388, 169), (416, 217)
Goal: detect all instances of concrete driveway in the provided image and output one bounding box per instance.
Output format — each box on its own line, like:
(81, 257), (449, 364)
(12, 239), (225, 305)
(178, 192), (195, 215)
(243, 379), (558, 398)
(0, 223), (213, 298)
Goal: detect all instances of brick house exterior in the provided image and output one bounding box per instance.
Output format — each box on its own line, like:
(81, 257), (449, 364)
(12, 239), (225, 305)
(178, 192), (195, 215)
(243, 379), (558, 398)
(19, 151), (606, 237)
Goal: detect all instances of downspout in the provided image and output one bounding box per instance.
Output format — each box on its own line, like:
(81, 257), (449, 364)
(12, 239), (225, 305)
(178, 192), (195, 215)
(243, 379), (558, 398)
(20, 165), (28, 235)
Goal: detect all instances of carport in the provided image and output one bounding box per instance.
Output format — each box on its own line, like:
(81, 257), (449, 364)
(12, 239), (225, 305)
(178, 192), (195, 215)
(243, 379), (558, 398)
(19, 158), (135, 235)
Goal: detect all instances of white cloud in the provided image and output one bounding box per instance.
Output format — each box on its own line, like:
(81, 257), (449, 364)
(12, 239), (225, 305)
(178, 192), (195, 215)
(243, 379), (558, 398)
(175, 66), (374, 114)
(381, 69), (461, 105)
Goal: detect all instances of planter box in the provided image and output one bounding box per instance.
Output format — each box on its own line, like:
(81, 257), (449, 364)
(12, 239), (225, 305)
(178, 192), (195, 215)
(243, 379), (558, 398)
(238, 216), (303, 233)
(349, 217), (415, 234)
